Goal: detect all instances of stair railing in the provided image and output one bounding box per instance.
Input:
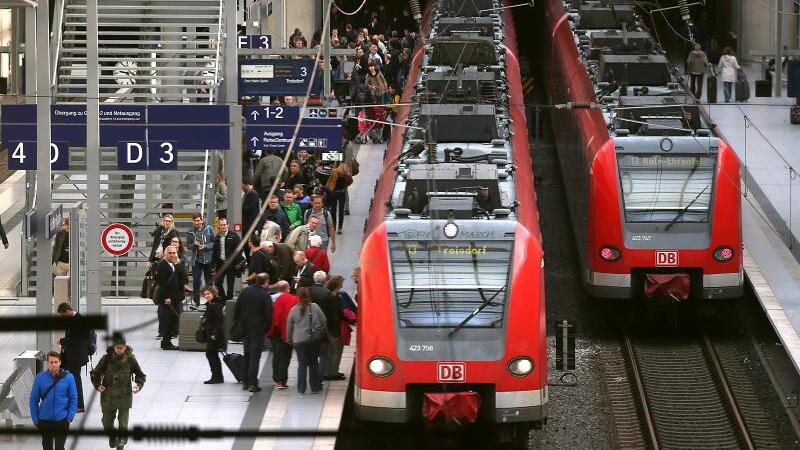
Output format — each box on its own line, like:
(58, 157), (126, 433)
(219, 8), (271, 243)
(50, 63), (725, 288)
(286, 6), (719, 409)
(50, 0), (67, 91)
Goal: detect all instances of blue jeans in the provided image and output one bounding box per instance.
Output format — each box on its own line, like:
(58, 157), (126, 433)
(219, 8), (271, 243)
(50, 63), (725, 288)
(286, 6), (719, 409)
(192, 262), (212, 304)
(723, 81), (733, 102)
(241, 332), (265, 387)
(294, 340), (322, 394)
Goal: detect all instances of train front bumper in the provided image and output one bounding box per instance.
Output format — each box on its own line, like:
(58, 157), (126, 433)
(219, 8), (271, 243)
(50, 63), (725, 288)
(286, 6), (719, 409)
(354, 385), (548, 424)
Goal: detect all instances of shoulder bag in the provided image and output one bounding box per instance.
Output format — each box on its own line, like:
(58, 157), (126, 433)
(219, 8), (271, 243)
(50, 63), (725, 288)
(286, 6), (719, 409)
(308, 306), (328, 342)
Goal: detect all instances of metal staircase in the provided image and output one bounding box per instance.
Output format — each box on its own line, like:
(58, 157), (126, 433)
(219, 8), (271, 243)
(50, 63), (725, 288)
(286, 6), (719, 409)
(55, 0), (224, 103)
(22, 0), (227, 297)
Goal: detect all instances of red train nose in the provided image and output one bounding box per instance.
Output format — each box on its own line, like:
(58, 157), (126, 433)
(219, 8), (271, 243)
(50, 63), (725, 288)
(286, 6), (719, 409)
(422, 391), (481, 426)
(644, 273), (691, 300)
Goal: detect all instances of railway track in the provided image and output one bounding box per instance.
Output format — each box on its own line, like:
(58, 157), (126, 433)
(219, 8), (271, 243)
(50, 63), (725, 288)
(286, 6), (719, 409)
(614, 331), (784, 450)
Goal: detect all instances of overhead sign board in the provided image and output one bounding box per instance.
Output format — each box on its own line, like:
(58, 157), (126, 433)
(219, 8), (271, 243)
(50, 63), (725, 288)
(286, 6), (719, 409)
(243, 105), (342, 152)
(101, 223), (134, 256)
(239, 59), (322, 96)
(238, 34), (272, 49)
(0, 104), (230, 170)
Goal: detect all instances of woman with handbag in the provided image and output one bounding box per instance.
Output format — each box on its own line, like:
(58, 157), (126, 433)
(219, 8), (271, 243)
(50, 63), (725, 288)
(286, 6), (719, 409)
(286, 288), (327, 395)
(148, 214), (178, 264)
(199, 286), (226, 384)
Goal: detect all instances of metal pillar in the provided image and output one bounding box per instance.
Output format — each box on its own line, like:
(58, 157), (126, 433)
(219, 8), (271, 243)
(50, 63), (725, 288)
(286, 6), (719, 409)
(24, 7), (35, 103)
(274, 0), (285, 48)
(69, 205), (82, 307)
(776, 0), (784, 97)
(322, 0), (331, 105)
(86, 0), (101, 314)
(35, 0), (53, 352)
(10, 9), (21, 95)
(246, 0), (256, 35)
(224, 0), (242, 230)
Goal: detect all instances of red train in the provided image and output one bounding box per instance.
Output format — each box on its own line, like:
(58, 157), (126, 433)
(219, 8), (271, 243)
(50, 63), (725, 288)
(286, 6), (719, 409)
(542, 0), (742, 300)
(354, 0), (547, 444)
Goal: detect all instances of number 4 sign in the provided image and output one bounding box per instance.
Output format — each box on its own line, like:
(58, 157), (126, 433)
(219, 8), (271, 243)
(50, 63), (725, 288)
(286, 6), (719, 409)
(7, 141), (69, 170)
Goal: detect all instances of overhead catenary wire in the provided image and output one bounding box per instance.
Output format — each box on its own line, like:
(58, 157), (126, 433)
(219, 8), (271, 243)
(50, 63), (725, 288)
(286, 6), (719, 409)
(333, 0), (368, 16)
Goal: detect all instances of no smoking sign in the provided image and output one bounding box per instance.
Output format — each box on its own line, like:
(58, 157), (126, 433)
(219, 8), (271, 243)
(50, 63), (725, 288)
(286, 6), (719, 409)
(102, 223), (134, 256)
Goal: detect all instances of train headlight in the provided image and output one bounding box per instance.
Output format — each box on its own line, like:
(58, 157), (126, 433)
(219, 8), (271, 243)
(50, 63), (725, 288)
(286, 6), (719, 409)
(713, 245), (735, 262)
(507, 357), (534, 377)
(443, 221), (459, 239)
(599, 245), (621, 262)
(368, 357), (394, 377)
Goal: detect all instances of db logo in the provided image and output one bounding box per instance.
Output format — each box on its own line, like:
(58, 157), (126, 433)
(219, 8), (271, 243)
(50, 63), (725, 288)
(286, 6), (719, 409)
(655, 250), (679, 267)
(233, 223), (242, 232)
(437, 362), (466, 383)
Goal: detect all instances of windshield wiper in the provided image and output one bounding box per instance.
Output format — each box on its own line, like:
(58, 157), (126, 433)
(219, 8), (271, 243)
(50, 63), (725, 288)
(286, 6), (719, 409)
(664, 185), (709, 231)
(447, 285), (506, 338)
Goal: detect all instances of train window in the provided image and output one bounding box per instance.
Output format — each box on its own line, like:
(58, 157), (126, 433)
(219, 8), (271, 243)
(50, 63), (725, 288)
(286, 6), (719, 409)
(617, 154), (716, 224)
(388, 240), (513, 329)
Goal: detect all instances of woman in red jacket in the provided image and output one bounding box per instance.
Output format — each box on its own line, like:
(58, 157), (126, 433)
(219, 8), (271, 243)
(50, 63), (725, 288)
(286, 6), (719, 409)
(266, 281), (297, 390)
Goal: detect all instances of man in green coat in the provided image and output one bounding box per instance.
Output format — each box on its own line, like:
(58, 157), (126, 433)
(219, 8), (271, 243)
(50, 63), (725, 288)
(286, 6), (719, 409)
(90, 337), (146, 450)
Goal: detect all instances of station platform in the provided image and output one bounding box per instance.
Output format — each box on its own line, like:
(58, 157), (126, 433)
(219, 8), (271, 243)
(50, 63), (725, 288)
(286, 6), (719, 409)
(697, 64), (800, 374)
(0, 143), (386, 450)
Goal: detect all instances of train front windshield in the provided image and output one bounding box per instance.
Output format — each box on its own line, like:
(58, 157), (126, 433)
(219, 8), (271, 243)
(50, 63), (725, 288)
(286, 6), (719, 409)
(618, 154), (716, 223)
(388, 240), (513, 329)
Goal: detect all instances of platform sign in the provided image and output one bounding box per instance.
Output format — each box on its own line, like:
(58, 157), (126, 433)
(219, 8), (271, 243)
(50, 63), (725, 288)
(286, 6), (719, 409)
(147, 141), (178, 170)
(101, 223), (134, 256)
(147, 104), (230, 150)
(245, 126), (342, 152)
(244, 105), (342, 152)
(6, 141), (69, 170)
(116, 142), (148, 171)
(238, 34), (272, 49)
(244, 105), (338, 125)
(239, 59), (322, 96)
(1, 104), (230, 170)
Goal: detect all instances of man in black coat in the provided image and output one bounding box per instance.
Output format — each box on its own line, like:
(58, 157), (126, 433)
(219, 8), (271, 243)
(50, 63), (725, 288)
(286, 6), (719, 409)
(245, 237), (274, 286)
(242, 176), (260, 245)
(212, 218), (242, 301)
(233, 273), (273, 392)
(56, 302), (91, 411)
(154, 245), (187, 350)
(291, 251), (317, 292)
(309, 272), (345, 380)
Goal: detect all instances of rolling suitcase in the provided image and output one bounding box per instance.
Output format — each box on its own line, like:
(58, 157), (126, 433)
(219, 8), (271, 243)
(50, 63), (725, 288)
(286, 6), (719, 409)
(178, 310), (206, 351)
(755, 80), (772, 97)
(706, 74), (717, 103)
(222, 352), (243, 382)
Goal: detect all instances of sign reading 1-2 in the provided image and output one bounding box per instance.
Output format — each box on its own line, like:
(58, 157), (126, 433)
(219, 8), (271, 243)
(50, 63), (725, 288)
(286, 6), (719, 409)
(7, 141), (69, 170)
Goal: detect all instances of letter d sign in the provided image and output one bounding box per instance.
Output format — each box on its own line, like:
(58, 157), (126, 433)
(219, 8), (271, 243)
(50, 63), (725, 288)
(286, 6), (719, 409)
(117, 142), (147, 170)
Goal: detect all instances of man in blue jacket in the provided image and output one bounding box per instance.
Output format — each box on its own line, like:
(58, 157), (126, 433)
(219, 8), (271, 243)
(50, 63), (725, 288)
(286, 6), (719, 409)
(29, 351), (78, 450)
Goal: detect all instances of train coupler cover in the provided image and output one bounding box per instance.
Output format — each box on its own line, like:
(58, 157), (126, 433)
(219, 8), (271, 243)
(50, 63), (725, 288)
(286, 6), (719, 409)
(644, 273), (690, 300)
(422, 391), (481, 426)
